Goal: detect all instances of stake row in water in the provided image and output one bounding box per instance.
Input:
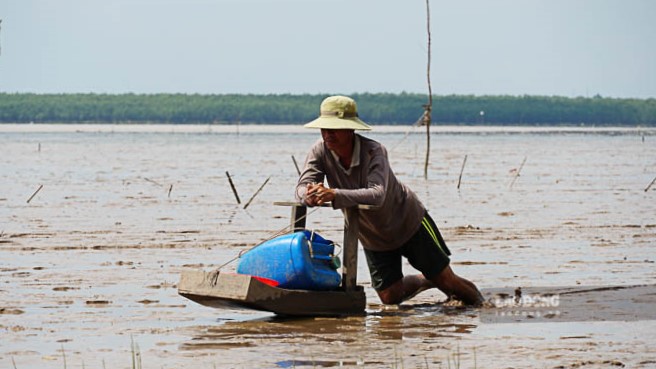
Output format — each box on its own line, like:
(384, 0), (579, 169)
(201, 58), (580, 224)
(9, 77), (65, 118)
(226, 171), (272, 210)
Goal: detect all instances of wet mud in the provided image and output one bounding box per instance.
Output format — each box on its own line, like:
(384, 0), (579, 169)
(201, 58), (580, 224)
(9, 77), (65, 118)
(1, 125), (655, 368)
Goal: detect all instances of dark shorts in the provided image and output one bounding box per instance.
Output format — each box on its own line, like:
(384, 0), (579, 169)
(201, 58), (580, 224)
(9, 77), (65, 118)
(364, 213), (451, 291)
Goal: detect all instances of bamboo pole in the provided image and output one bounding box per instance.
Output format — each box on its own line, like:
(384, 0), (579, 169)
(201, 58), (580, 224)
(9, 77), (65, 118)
(243, 176), (271, 210)
(645, 176), (656, 192)
(457, 154), (468, 189)
(61, 344), (67, 369)
(143, 177), (163, 187)
(225, 171), (241, 204)
(291, 155), (301, 176)
(423, 0), (433, 180)
(26, 184), (43, 203)
(509, 157), (527, 189)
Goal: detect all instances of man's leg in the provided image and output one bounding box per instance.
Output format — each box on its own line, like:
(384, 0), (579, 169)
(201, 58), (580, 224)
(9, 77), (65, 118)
(405, 213), (484, 306)
(428, 265), (484, 306)
(376, 274), (434, 305)
(377, 269), (483, 306)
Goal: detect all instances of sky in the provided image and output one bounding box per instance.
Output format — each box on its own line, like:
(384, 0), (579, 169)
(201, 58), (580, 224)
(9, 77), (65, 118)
(1, 0), (655, 98)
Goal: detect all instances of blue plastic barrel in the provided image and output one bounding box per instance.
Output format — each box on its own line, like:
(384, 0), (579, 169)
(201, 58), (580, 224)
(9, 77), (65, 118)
(236, 231), (341, 290)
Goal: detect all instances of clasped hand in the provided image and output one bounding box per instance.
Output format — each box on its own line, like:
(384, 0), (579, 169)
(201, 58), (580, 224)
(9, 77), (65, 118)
(305, 183), (335, 206)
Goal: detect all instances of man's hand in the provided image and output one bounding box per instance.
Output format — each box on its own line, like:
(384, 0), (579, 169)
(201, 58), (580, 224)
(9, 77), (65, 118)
(305, 183), (335, 206)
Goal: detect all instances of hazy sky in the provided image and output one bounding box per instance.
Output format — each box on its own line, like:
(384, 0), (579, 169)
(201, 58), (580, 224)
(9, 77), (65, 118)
(1, 0), (655, 98)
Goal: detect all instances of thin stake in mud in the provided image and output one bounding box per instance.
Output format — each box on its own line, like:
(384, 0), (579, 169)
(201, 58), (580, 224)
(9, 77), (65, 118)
(291, 155), (301, 176)
(131, 335), (142, 369)
(243, 176), (271, 210)
(167, 184), (173, 198)
(226, 171), (241, 204)
(509, 156), (527, 189)
(645, 176), (656, 192)
(26, 184), (43, 203)
(143, 177), (163, 187)
(61, 344), (67, 369)
(457, 154), (468, 190)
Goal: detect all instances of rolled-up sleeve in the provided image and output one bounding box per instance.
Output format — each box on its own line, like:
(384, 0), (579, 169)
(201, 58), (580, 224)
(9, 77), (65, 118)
(332, 147), (389, 208)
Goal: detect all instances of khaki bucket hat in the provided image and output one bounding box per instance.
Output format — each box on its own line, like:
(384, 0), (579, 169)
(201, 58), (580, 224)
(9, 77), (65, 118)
(304, 95), (372, 131)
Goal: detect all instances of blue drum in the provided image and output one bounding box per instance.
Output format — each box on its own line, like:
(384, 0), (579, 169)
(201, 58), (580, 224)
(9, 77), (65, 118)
(237, 231), (341, 290)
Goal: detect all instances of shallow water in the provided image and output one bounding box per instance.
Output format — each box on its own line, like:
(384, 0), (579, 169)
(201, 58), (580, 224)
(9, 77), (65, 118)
(1, 124), (655, 368)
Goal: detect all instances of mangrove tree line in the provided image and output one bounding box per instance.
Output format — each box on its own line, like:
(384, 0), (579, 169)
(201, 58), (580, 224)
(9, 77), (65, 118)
(0, 92), (654, 126)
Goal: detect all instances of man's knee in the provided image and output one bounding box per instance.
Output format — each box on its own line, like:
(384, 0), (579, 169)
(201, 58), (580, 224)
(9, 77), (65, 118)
(376, 280), (405, 305)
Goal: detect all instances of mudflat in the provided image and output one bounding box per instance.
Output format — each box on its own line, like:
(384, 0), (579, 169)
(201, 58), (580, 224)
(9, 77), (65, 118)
(1, 125), (655, 368)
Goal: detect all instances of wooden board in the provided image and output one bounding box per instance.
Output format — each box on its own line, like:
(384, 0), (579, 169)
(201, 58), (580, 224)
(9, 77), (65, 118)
(178, 203), (372, 316)
(178, 269), (366, 316)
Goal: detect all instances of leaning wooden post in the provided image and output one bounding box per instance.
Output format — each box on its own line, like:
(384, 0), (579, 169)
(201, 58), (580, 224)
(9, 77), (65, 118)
(26, 184), (44, 204)
(243, 176), (271, 210)
(342, 206), (360, 291)
(509, 156), (527, 189)
(291, 155), (301, 176)
(457, 154), (468, 190)
(645, 176), (656, 192)
(225, 171), (241, 204)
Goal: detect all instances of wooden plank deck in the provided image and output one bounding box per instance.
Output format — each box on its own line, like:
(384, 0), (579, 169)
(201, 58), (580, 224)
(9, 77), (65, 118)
(178, 270), (366, 316)
(178, 202), (373, 316)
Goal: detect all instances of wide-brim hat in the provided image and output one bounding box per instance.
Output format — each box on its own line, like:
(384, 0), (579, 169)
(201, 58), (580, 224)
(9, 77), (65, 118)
(304, 95), (372, 131)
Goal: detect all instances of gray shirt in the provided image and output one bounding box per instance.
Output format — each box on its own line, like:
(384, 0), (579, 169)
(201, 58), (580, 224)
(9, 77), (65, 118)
(295, 134), (426, 251)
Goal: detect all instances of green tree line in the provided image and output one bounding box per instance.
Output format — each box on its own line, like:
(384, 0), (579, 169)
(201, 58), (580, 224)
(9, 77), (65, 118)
(0, 92), (654, 126)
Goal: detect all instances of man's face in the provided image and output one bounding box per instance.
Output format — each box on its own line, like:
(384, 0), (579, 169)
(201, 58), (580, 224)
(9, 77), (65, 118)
(321, 129), (354, 152)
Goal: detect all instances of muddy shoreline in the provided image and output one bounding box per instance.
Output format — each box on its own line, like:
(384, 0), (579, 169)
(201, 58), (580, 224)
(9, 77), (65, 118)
(2, 126), (655, 368)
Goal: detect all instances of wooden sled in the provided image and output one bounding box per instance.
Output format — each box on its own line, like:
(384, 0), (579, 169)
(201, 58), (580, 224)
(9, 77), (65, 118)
(178, 203), (369, 316)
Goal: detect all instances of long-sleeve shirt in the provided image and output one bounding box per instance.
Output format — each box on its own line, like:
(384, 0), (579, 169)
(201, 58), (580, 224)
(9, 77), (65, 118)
(295, 134), (426, 251)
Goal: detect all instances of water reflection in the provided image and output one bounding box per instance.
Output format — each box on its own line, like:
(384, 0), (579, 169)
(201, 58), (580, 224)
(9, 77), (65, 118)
(180, 303), (479, 352)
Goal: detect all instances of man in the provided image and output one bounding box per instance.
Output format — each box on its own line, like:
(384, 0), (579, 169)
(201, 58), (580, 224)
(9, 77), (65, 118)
(295, 95), (484, 306)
